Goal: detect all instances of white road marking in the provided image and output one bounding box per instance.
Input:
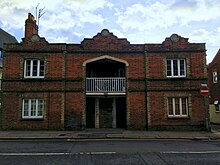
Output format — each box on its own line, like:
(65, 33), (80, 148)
(161, 151), (220, 154)
(79, 152), (116, 155)
(0, 152), (116, 156)
(90, 152), (116, 155)
(0, 153), (71, 156)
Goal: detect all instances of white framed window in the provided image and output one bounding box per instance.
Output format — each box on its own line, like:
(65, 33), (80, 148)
(168, 97), (188, 117)
(167, 59), (186, 78)
(214, 100), (219, 112)
(22, 99), (44, 119)
(213, 71), (218, 83)
(24, 59), (44, 78)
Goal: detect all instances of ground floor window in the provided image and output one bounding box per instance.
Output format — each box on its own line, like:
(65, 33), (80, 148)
(22, 99), (44, 119)
(214, 100), (219, 112)
(167, 97), (188, 117)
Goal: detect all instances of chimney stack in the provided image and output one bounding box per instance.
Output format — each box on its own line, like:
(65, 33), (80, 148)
(25, 13), (38, 39)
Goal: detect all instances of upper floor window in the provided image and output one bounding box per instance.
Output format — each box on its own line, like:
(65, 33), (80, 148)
(22, 99), (44, 119)
(24, 59), (44, 78)
(213, 71), (218, 83)
(166, 59), (186, 78)
(168, 97), (188, 118)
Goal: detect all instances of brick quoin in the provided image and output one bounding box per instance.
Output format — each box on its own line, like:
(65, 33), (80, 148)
(2, 13), (208, 130)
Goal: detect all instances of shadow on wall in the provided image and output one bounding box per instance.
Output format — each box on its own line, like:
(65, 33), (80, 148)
(65, 113), (82, 130)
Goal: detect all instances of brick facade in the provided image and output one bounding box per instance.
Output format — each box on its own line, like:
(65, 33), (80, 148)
(208, 50), (220, 102)
(208, 49), (220, 124)
(2, 13), (208, 130)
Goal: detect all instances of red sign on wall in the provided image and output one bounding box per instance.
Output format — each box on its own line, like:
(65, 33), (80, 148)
(200, 86), (209, 96)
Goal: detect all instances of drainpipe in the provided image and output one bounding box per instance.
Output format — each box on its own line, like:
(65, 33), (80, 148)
(205, 95), (210, 131)
(82, 65), (86, 129)
(126, 65), (130, 129)
(144, 45), (148, 130)
(61, 45), (67, 130)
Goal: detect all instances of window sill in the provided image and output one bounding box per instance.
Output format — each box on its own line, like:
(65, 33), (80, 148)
(24, 77), (45, 79)
(21, 118), (44, 121)
(166, 77), (186, 79)
(167, 116), (190, 119)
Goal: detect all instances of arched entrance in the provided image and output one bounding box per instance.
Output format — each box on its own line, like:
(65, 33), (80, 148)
(83, 56), (128, 129)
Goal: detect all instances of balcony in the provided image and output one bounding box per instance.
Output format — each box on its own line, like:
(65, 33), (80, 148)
(86, 77), (126, 95)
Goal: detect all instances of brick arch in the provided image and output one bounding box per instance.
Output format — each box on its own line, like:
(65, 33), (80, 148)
(82, 55), (129, 66)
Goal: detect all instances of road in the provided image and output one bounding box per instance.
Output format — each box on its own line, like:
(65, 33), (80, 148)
(0, 139), (220, 165)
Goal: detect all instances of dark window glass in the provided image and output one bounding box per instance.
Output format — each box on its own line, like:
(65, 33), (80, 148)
(25, 60), (31, 77)
(173, 60), (178, 76)
(167, 60), (172, 76)
(32, 60), (38, 76)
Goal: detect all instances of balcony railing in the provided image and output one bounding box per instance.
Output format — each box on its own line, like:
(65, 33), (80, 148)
(86, 77), (126, 93)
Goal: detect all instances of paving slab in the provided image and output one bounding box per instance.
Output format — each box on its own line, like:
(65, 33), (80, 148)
(0, 129), (219, 140)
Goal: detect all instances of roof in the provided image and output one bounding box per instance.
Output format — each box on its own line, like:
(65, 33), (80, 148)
(209, 49), (220, 68)
(0, 28), (18, 49)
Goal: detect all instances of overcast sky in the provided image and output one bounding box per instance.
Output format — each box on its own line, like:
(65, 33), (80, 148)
(1, 0), (220, 63)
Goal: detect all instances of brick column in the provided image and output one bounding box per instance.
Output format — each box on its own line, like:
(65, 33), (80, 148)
(95, 98), (99, 128)
(112, 98), (116, 128)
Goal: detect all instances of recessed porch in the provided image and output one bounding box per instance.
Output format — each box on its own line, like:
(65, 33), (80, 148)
(85, 57), (126, 95)
(83, 56), (128, 129)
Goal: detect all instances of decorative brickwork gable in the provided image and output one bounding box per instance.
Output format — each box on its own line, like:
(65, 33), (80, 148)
(81, 29), (130, 51)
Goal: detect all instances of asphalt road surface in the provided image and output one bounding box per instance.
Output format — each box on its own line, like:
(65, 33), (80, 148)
(0, 139), (220, 165)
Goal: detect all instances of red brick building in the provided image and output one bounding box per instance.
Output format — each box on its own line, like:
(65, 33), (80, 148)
(2, 13), (208, 130)
(208, 49), (220, 124)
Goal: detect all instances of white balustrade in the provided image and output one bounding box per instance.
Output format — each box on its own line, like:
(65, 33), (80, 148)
(86, 77), (125, 93)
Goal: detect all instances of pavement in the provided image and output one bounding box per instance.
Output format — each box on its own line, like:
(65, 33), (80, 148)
(0, 126), (220, 140)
